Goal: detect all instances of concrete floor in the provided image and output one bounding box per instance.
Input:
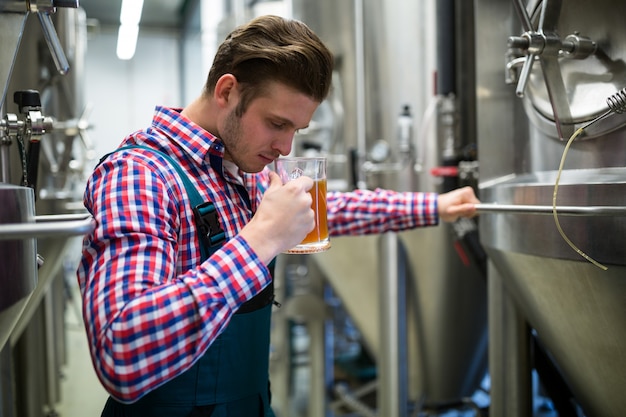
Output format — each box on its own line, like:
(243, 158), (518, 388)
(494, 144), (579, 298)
(56, 290), (108, 417)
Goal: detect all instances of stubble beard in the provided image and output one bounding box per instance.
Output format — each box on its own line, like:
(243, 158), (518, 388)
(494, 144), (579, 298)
(221, 109), (250, 172)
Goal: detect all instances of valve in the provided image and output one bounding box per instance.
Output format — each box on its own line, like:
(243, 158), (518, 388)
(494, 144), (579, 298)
(0, 90), (53, 190)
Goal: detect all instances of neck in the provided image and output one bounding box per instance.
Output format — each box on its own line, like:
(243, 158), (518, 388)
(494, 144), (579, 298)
(182, 96), (219, 135)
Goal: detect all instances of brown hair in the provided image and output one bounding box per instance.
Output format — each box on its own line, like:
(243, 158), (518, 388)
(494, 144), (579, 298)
(204, 15), (334, 116)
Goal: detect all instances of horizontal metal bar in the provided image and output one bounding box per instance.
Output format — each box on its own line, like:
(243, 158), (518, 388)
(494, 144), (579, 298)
(0, 215), (95, 240)
(35, 213), (90, 222)
(475, 203), (626, 216)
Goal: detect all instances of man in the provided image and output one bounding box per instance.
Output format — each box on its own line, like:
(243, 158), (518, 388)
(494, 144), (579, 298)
(77, 15), (480, 417)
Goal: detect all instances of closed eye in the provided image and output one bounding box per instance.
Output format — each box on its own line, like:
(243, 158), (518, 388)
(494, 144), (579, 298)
(268, 116), (307, 132)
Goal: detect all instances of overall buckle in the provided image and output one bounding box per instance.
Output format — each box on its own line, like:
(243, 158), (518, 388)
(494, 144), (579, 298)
(193, 202), (226, 248)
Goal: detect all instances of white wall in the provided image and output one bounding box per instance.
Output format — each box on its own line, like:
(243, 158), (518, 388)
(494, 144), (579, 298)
(84, 25), (182, 160)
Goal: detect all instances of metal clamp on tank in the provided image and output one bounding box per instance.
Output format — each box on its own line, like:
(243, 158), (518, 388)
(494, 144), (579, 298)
(505, 0), (599, 140)
(2, 1), (79, 75)
(32, 0), (80, 75)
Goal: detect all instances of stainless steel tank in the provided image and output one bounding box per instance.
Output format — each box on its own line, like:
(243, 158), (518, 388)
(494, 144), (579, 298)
(1, 3), (92, 416)
(0, 184), (36, 351)
(8, 6), (91, 338)
(475, 1), (626, 416)
(288, 0), (488, 413)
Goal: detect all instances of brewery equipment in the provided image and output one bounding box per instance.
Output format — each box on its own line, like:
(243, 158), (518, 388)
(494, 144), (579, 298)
(1, 2), (95, 416)
(476, 0), (626, 416)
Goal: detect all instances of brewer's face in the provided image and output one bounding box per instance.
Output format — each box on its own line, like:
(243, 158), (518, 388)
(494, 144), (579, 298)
(221, 82), (319, 173)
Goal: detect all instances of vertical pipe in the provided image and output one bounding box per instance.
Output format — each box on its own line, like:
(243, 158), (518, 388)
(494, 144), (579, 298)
(436, 0), (462, 194)
(378, 232), (408, 417)
(323, 285), (335, 417)
(454, 0), (477, 151)
(436, 0), (456, 96)
(44, 290), (60, 410)
(353, 0), (367, 190)
(1, 142), (10, 183)
(488, 261), (533, 417)
(309, 316), (328, 417)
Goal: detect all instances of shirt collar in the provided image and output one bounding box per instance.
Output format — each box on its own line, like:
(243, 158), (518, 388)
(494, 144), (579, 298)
(150, 106), (260, 193)
(151, 105), (225, 169)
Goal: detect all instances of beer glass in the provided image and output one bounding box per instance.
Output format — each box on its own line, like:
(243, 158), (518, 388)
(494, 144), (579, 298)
(274, 157), (330, 254)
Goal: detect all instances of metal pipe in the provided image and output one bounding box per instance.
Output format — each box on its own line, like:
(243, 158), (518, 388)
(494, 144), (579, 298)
(378, 232), (408, 417)
(43, 290), (59, 411)
(0, 144), (10, 183)
(512, 0), (533, 32)
(353, 0), (367, 190)
(37, 12), (70, 75)
(475, 203), (626, 216)
(308, 317), (327, 417)
(332, 382), (377, 417)
(436, 0), (456, 95)
(0, 214), (94, 239)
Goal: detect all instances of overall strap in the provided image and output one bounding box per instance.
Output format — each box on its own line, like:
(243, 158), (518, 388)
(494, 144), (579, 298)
(104, 145), (226, 260)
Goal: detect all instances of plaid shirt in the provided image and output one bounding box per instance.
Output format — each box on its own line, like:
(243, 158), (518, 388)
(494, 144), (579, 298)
(77, 106), (438, 403)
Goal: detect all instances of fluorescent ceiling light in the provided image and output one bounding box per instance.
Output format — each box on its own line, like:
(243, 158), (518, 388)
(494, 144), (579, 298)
(116, 0), (144, 60)
(120, 0), (144, 25)
(116, 24), (139, 60)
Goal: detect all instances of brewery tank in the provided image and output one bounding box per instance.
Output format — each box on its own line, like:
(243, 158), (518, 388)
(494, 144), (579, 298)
(475, 1), (626, 416)
(289, 0), (488, 411)
(0, 184), (36, 351)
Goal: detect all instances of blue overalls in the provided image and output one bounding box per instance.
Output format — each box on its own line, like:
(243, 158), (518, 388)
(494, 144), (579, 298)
(99, 146), (276, 417)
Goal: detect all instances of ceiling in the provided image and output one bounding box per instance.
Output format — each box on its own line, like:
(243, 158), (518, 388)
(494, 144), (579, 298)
(78, 0), (189, 29)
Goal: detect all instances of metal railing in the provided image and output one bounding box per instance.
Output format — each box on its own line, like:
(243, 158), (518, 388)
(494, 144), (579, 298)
(475, 203), (626, 216)
(0, 213), (95, 240)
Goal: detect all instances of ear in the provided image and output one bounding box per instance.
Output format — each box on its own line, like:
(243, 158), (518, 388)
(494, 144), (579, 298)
(213, 74), (238, 109)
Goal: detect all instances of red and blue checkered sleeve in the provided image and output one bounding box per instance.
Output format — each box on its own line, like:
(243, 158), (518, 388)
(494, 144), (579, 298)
(77, 155), (269, 403)
(327, 188), (439, 236)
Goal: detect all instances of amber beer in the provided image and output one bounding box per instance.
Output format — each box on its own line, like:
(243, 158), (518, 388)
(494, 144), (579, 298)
(300, 178), (329, 245)
(274, 157), (331, 254)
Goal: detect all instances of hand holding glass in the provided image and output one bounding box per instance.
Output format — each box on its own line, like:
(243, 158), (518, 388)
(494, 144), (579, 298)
(274, 157), (330, 254)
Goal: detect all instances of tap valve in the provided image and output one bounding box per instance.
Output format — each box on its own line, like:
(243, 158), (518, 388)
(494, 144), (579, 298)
(1, 90), (53, 189)
(14, 90), (53, 142)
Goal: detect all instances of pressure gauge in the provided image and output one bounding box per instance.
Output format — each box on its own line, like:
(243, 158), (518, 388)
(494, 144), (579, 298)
(369, 139), (391, 162)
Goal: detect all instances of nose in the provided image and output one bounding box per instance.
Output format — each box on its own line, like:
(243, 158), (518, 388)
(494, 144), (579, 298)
(273, 133), (295, 156)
